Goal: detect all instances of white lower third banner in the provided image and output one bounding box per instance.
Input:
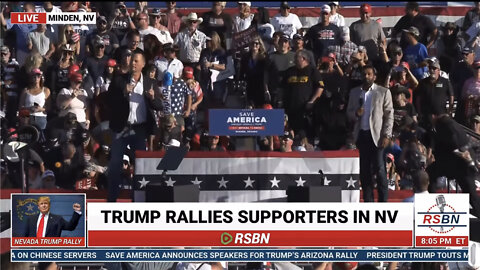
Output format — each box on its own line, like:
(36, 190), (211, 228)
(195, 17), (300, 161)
(87, 203), (413, 247)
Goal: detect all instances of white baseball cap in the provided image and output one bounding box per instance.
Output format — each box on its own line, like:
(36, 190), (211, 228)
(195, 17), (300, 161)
(321, 4), (331, 14)
(238, 2), (251, 7)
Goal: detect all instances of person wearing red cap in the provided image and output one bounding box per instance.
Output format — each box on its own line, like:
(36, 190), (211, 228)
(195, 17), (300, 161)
(386, 152), (400, 191)
(349, 3), (386, 62)
(95, 59), (117, 95)
(387, 57), (418, 104)
(317, 52), (349, 150)
(68, 64), (81, 77)
(183, 66), (203, 145)
(56, 71), (90, 129)
(19, 68), (51, 131)
(319, 52), (343, 75)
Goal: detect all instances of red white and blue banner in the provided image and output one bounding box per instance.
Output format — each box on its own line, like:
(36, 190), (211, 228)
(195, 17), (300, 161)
(133, 151), (361, 203)
(135, 2), (476, 29)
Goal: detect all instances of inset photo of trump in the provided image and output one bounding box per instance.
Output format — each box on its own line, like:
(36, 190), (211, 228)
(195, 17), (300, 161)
(11, 194), (86, 247)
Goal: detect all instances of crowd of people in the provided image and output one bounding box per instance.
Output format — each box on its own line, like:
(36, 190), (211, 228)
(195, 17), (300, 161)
(1, 1), (480, 209)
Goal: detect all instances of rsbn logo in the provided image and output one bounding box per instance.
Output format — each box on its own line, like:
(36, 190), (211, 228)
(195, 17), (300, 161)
(417, 195), (466, 233)
(221, 232), (270, 245)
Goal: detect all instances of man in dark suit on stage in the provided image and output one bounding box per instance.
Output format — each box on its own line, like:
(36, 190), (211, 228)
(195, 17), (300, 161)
(22, 196), (82, 237)
(106, 51), (163, 201)
(426, 111), (480, 218)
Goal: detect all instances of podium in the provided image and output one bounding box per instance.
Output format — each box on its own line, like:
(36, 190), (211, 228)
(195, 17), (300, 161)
(143, 146), (199, 202)
(287, 186), (342, 202)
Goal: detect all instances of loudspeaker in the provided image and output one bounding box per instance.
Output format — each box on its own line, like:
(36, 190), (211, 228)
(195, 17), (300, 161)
(287, 186), (342, 202)
(145, 183), (199, 202)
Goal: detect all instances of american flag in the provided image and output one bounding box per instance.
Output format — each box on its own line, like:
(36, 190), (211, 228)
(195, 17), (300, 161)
(133, 151), (360, 203)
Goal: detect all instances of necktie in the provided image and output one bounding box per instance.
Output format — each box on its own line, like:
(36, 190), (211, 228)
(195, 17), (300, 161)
(37, 214), (45, 238)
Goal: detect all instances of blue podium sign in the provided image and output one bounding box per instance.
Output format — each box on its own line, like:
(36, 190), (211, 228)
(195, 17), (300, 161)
(209, 109), (285, 136)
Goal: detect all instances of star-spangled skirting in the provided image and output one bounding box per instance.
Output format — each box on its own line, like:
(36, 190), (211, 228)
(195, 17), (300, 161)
(134, 174), (360, 191)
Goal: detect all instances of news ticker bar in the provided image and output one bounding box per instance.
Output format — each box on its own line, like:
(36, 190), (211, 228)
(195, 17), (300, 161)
(10, 249), (469, 262)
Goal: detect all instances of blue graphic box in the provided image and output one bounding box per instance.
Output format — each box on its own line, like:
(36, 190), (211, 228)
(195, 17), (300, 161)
(11, 194), (85, 237)
(209, 109), (285, 136)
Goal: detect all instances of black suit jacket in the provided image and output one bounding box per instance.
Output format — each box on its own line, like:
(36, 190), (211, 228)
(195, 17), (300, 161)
(106, 73), (163, 135)
(431, 115), (469, 160)
(22, 212), (82, 237)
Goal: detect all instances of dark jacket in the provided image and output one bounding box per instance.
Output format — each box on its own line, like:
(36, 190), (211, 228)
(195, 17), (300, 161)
(107, 73), (163, 135)
(431, 115), (469, 160)
(22, 212), (81, 237)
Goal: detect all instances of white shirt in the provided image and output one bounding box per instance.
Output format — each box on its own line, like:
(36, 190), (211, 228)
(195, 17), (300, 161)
(360, 86), (374, 131)
(35, 6), (62, 45)
(128, 74), (147, 125)
(36, 212), (49, 237)
(25, 88), (47, 117)
(154, 56), (184, 81)
(36, 5), (62, 13)
(233, 13), (255, 33)
(270, 13), (303, 38)
(329, 13), (346, 27)
(58, 88), (88, 122)
(28, 31), (51, 56)
(174, 29), (207, 63)
(176, 263), (212, 270)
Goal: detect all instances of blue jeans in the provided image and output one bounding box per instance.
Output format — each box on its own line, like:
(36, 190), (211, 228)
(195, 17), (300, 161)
(107, 126), (147, 202)
(357, 130), (389, 202)
(30, 115), (47, 130)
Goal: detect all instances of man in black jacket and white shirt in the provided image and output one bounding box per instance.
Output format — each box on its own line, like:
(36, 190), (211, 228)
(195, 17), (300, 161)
(106, 51), (163, 202)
